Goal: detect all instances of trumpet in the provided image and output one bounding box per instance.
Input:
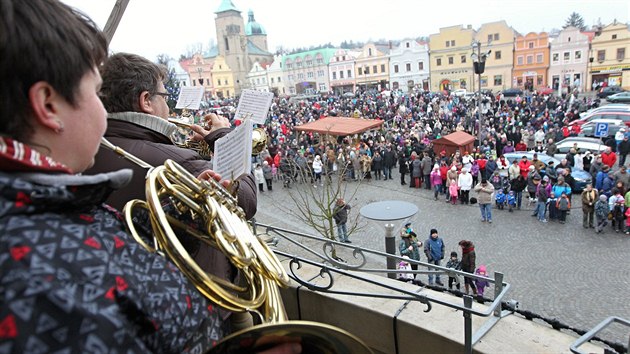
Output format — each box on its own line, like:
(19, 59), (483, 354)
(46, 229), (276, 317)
(168, 118), (268, 156)
(100, 138), (372, 353)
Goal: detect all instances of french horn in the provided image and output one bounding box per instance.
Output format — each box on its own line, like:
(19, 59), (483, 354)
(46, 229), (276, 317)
(100, 138), (372, 353)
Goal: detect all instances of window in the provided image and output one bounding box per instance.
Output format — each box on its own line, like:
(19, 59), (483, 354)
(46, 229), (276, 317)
(495, 51), (501, 60)
(373, 65), (377, 73)
(319, 83), (326, 91)
(526, 55), (533, 64)
(286, 63), (293, 69)
(278, 77), (281, 83)
(494, 75), (502, 86)
(451, 40), (455, 46)
(224, 79), (228, 85)
(448, 57), (454, 64)
(597, 50), (605, 62)
(406, 63), (411, 71)
(563, 52), (570, 61)
(406, 42), (410, 48)
(612, 34), (618, 39)
(297, 62), (302, 68)
(271, 77), (275, 84)
(339, 71), (344, 79)
(307, 72), (313, 78)
(537, 75), (543, 86)
(552, 53), (559, 62)
(317, 70), (324, 77)
(536, 54), (543, 63)
(297, 73), (304, 80)
(461, 55), (466, 63)
(488, 34), (493, 42)
(394, 64), (399, 73)
(575, 50), (582, 60)
(256, 78), (260, 85)
(364, 67), (370, 74)
(347, 70), (352, 78)
(288, 74), (294, 81)
(289, 87), (295, 94)
(368, 48), (372, 56)
(316, 58), (324, 64)
(617, 48), (626, 60)
(332, 72), (336, 80)
(528, 42), (534, 49)
(306, 60), (313, 66)
(358, 67), (363, 75)
(446, 41), (450, 47)
(494, 33), (499, 41)
(517, 56), (523, 65)
(436, 58), (442, 66)
(418, 62), (424, 70)
(381, 64), (385, 72)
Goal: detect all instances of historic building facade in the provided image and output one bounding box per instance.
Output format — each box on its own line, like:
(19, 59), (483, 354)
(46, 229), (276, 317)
(355, 43), (390, 91)
(246, 61), (270, 92)
(283, 48), (337, 95)
(474, 21), (515, 92)
(589, 22), (630, 90)
(388, 39), (430, 92)
(429, 25), (476, 92)
(266, 55), (286, 96)
(329, 49), (360, 94)
(512, 32), (550, 90)
(548, 27), (592, 94)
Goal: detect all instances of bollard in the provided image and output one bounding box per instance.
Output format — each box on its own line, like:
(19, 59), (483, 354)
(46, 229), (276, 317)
(385, 223), (396, 279)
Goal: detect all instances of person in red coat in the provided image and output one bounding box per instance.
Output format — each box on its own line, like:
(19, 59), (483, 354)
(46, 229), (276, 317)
(601, 147), (617, 168)
(518, 156), (532, 179)
(515, 140), (528, 151)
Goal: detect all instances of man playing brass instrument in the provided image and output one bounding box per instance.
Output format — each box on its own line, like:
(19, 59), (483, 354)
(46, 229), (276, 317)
(87, 52), (257, 220)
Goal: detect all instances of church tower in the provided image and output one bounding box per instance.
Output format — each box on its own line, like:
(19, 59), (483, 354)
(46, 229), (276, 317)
(215, 0), (248, 94)
(245, 10), (268, 52)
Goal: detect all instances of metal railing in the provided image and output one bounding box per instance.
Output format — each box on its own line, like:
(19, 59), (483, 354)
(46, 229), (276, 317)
(570, 317), (630, 354)
(251, 219), (515, 354)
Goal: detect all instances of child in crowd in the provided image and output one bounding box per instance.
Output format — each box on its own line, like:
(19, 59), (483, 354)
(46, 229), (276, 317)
(556, 192), (571, 224)
(396, 256), (414, 283)
(609, 189), (625, 233)
(445, 251), (461, 290)
(547, 191), (559, 221)
(474, 265), (490, 299)
(449, 180), (459, 205)
(507, 190), (517, 212)
(253, 163), (265, 192)
(595, 194), (609, 233)
(495, 188), (506, 210)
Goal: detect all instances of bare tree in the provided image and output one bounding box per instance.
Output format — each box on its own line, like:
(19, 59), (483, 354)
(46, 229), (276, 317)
(278, 135), (365, 260)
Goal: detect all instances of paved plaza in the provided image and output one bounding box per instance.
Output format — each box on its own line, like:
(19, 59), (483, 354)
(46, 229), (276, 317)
(254, 170), (630, 343)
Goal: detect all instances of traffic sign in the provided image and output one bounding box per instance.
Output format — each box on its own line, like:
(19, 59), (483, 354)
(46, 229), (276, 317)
(594, 122), (609, 138)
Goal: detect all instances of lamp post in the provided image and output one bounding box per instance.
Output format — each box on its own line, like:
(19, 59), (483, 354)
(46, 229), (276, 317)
(471, 41), (491, 147)
(588, 47), (594, 92)
(364, 65), (368, 92)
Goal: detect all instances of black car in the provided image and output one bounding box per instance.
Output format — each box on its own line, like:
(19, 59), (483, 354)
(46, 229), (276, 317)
(502, 88), (524, 97)
(597, 86), (625, 98)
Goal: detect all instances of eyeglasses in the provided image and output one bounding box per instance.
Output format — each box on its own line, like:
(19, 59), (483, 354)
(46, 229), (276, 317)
(154, 92), (169, 100)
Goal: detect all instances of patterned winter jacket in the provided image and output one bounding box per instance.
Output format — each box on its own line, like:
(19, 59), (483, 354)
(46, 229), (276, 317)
(0, 169), (226, 353)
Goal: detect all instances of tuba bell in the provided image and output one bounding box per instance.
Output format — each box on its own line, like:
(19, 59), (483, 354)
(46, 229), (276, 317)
(100, 138), (372, 353)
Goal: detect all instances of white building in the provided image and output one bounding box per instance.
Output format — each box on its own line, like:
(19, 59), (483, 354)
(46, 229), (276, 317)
(246, 61), (270, 92)
(266, 54), (286, 96)
(388, 39), (430, 92)
(549, 26), (592, 94)
(329, 49), (360, 94)
(168, 59), (191, 88)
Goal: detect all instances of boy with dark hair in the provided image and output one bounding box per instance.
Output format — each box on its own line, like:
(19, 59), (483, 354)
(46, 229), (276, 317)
(446, 251), (461, 290)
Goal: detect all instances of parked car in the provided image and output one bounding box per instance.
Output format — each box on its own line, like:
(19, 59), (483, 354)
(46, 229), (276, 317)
(578, 119), (626, 138)
(536, 86), (554, 95)
(551, 137), (608, 160)
(579, 104), (630, 118)
(501, 88), (523, 97)
(606, 92), (630, 103)
(453, 89), (467, 97)
(569, 110), (630, 127)
(501, 152), (592, 192)
(597, 86), (625, 98)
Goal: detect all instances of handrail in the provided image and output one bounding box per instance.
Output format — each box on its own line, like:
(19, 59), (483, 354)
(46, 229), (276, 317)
(570, 316), (630, 354)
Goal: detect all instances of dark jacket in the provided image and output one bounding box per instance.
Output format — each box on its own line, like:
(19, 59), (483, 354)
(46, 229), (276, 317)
(460, 242), (476, 273)
(333, 203), (351, 225)
(87, 117), (257, 220)
(0, 169), (224, 353)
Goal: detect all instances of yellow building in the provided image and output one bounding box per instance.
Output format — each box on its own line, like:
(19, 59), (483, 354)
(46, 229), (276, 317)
(429, 25), (476, 92)
(589, 22), (630, 90)
(474, 21), (515, 92)
(355, 43), (390, 91)
(211, 56), (235, 98)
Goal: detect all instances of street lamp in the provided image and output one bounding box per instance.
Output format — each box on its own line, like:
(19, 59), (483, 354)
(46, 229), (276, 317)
(471, 40), (491, 147)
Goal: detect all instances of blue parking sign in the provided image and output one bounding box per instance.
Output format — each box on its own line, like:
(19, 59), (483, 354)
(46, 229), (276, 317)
(594, 122), (609, 138)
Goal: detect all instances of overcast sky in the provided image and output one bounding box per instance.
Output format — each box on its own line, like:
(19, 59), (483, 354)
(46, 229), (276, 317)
(61, 0), (629, 62)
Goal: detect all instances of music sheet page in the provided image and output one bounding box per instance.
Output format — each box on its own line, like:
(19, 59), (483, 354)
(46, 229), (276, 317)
(212, 121), (253, 181)
(233, 89), (274, 124)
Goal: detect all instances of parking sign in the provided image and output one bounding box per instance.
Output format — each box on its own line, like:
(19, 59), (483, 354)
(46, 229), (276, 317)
(594, 122), (609, 138)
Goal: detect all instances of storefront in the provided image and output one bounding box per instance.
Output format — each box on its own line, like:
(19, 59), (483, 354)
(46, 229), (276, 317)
(513, 70), (546, 90)
(591, 64), (630, 89)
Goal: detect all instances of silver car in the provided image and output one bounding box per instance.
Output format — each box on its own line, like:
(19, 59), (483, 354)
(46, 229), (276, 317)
(552, 137), (608, 160)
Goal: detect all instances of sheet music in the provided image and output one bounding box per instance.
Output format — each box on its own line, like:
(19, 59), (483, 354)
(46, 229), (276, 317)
(212, 121), (253, 181)
(234, 89), (273, 124)
(175, 86), (205, 110)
